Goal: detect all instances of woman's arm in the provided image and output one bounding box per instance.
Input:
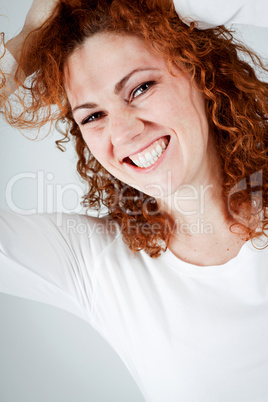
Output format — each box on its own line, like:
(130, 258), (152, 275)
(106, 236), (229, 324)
(5, 0), (59, 63)
(0, 211), (105, 323)
(0, 0), (60, 107)
(5, 0), (268, 65)
(173, 0), (268, 29)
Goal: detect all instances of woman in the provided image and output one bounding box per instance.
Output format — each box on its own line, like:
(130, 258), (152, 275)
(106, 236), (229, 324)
(0, 0), (268, 401)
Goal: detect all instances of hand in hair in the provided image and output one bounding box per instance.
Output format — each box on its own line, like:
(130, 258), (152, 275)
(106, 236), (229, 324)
(6, 0), (59, 62)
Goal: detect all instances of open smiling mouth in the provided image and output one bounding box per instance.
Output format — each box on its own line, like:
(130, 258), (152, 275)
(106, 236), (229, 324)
(123, 135), (170, 169)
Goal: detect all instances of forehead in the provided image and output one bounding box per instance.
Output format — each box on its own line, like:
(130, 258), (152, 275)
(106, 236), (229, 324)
(63, 33), (168, 105)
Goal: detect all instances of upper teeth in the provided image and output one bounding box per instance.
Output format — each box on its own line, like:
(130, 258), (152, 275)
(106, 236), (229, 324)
(130, 139), (167, 168)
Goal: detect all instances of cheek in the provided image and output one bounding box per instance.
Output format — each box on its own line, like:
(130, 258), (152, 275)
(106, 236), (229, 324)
(149, 93), (201, 141)
(167, 84), (208, 139)
(82, 134), (110, 165)
(148, 80), (196, 128)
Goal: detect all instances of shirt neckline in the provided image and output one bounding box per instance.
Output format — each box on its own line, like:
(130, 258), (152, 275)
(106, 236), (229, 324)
(160, 239), (257, 277)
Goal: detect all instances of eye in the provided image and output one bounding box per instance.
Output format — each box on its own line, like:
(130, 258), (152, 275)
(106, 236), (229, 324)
(81, 111), (106, 126)
(130, 80), (156, 101)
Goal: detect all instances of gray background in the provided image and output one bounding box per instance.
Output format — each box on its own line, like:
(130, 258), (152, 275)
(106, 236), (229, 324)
(0, 1), (267, 401)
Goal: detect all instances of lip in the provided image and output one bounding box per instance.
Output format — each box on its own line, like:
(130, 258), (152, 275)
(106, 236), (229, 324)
(123, 135), (171, 173)
(122, 135), (168, 161)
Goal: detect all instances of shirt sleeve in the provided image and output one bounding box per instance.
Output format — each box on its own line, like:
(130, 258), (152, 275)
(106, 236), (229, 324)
(0, 211), (113, 323)
(173, 0), (268, 29)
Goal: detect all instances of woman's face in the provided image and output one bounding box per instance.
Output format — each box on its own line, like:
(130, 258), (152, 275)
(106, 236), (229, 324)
(64, 33), (214, 199)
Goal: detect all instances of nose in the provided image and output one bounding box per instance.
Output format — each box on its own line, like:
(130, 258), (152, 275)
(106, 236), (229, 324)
(108, 107), (144, 146)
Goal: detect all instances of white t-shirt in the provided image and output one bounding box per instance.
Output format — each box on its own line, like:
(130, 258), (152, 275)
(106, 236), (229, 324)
(0, 211), (268, 402)
(1, 2), (268, 401)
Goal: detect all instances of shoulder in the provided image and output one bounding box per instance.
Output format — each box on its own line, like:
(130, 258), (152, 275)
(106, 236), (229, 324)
(55, 212), (121, 252)
(0, 211), (120, 260)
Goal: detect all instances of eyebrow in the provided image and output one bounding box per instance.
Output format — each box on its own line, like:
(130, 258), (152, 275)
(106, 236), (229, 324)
(72, 67), (159, 114)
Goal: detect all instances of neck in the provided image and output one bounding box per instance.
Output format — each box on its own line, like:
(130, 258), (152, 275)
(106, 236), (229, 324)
(157, 164), (247, 266)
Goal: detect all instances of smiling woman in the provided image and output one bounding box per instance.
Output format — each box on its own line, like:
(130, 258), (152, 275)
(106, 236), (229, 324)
(2, 0), (268, 260)
(65, 33), (210, 200)
(1, 0), (268, 401)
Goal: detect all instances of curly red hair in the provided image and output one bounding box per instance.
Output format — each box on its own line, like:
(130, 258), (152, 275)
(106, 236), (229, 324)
(1, 0), (268, 257)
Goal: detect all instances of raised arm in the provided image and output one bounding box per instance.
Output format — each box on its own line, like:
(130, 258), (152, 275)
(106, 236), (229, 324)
(0, 0), (60, 108)
(7, 0), (268, 63)
(173, 0), (268, 29)
(3, 0), (268, 77)
(0, 211), (110, 323)
(6, 0), (59, 63)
